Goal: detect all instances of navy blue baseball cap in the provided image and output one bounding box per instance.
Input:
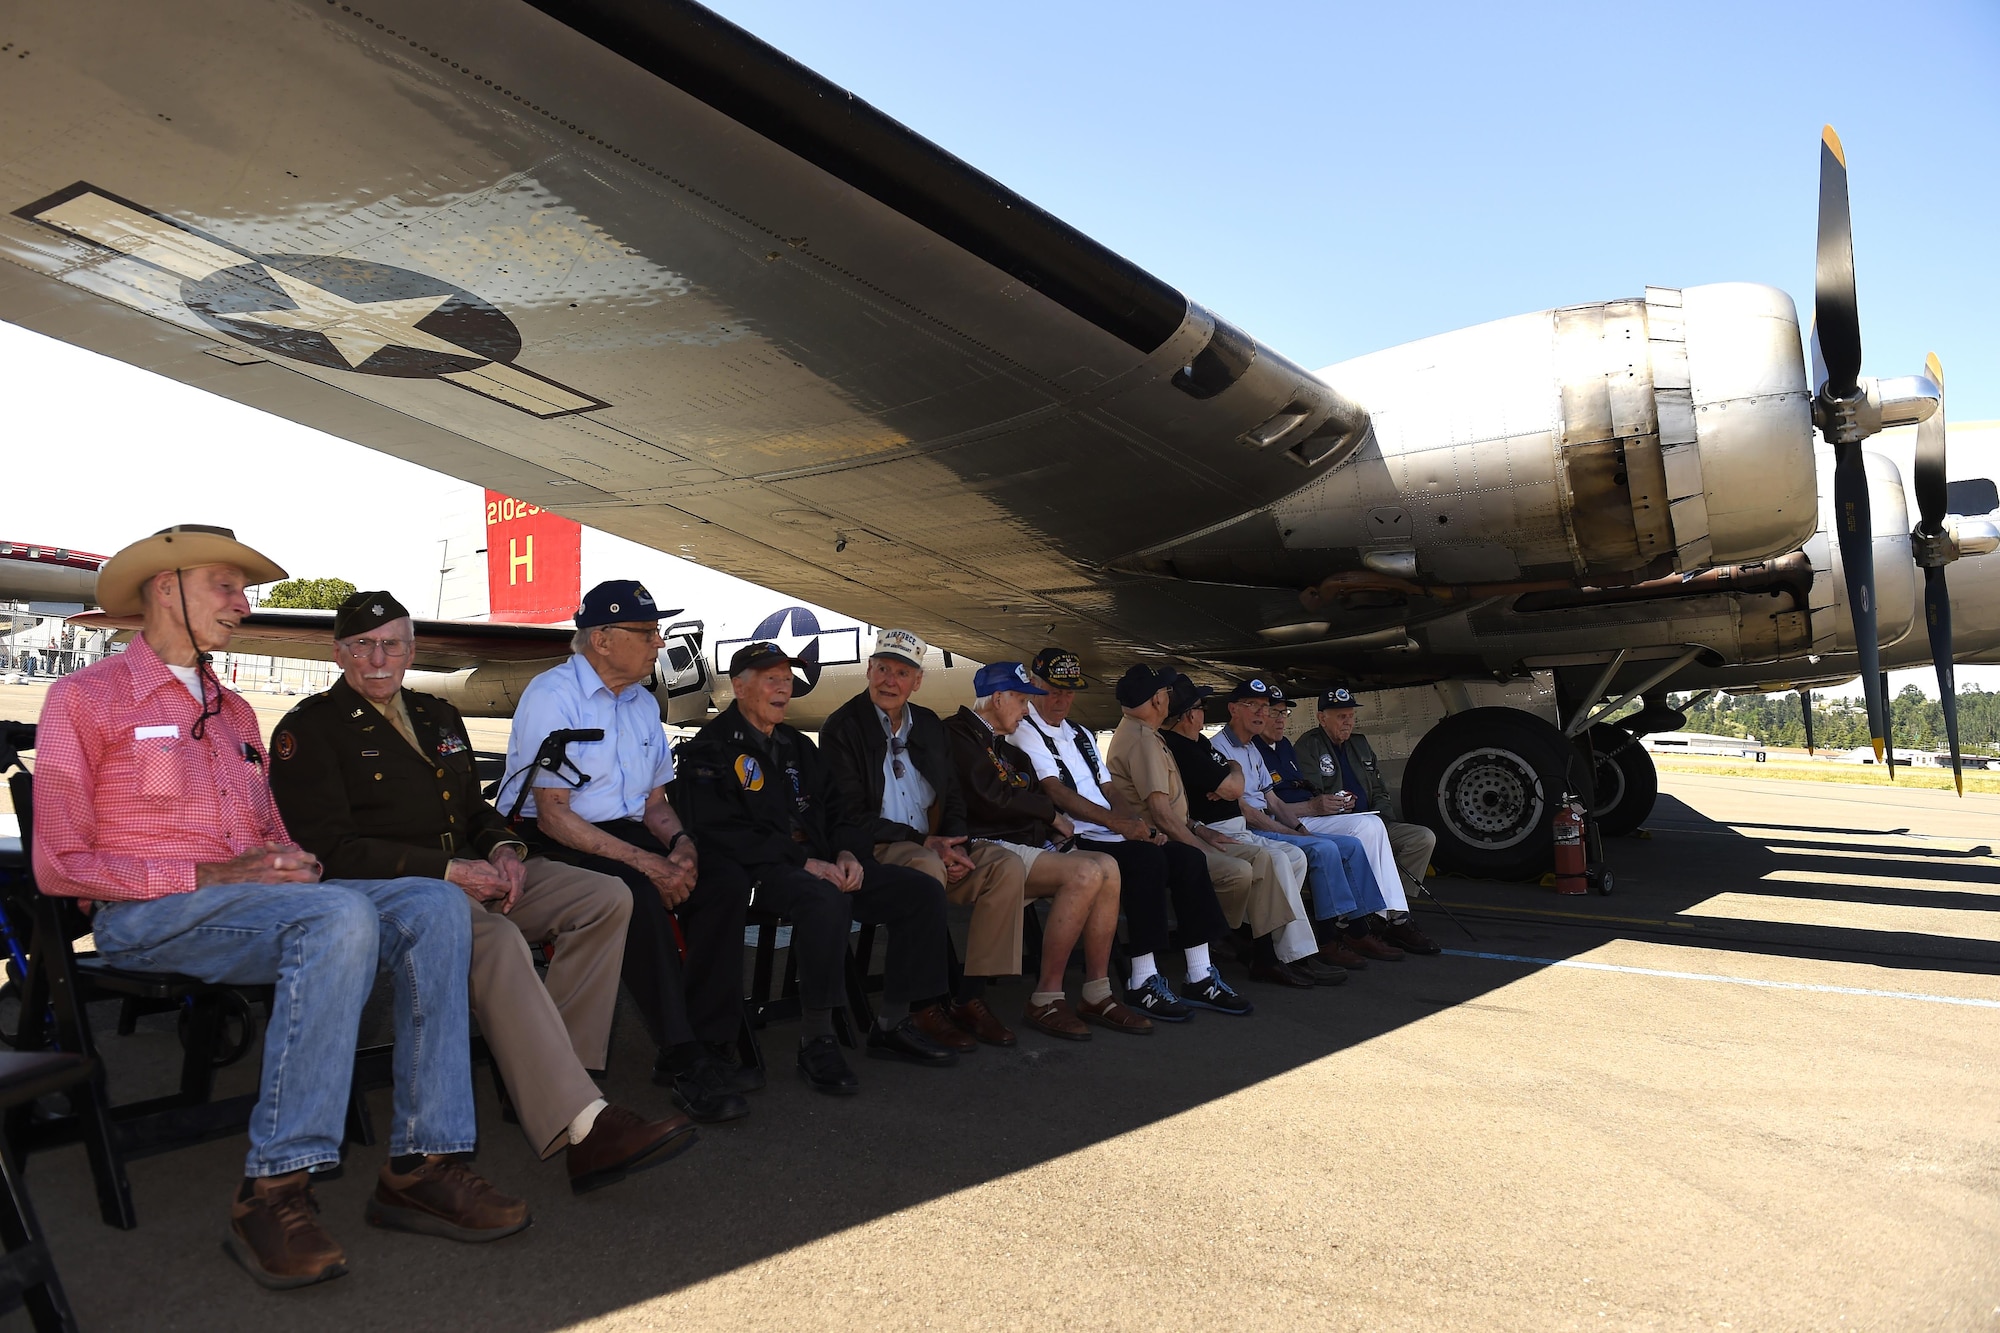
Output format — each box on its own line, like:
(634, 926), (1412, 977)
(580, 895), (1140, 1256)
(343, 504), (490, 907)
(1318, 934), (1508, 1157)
(1317, 686), (1362, 710)
(1222, 677), (1275, 704)
(576, 579), (674, 629)
(974, 661), (1047, 696)
(1113, 663), (1177, 708)
(1166, 673), (1213, 720)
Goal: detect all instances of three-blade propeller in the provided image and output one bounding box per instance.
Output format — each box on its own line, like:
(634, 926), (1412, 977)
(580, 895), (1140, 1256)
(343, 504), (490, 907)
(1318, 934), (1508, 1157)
(1813, 127), (1886, 764)
(1912, 352), (1963, 794)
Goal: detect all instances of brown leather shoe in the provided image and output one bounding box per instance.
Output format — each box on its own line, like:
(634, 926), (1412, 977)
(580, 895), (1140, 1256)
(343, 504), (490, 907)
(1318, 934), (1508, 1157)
(948, 996), (1018, 1047)
(1249, 960), (1317, 988)
(911, 1002), (978, 1053)
(1077, 993), (1153, 1035)
(1381, 919), (1442, 955)
(1318, 941), (1369, 970)
(225, 1171), (348, 1290)
(1348, 931), (1406, 962)
(566, 1104), (699, 1195)
(1023, 996), (1092, 1041)
(365, 1156), (531, 1243)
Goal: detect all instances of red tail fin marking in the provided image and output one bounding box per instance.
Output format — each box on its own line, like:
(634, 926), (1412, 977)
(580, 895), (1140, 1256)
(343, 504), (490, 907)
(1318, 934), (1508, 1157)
(484, 491), (581, 624)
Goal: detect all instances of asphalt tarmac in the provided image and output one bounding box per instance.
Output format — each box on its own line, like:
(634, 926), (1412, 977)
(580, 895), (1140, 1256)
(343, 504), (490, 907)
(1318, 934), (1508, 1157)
(1, 709), (1995, 1328)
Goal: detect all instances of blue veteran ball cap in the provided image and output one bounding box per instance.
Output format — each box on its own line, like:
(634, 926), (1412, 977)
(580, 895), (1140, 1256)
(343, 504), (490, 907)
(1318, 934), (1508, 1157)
(576, 579), (660, 629)
(973, 661), (1048, 697)
(1318, 686), (1361, 710)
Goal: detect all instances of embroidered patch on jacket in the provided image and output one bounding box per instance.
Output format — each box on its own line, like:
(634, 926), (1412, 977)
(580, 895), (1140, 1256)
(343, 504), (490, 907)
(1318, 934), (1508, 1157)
(273, 730), (296, 761)
(1318, 753), (1337, 776)
(436, 734), (470, 757)
(734, 754), (765, 792)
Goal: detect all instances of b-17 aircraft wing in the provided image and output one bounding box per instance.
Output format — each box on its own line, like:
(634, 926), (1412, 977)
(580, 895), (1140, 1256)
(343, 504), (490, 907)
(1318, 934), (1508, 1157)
(0, 0), (1369, 677)
(69, 609), (585, 672)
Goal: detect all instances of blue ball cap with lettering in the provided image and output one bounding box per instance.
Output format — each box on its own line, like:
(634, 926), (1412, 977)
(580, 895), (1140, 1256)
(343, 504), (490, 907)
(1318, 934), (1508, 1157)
(973, 661), (1048, 697)
(1317, 686), (1361, 711)
(1222, 677), (1273, 704)
(576, 579), (659, 629)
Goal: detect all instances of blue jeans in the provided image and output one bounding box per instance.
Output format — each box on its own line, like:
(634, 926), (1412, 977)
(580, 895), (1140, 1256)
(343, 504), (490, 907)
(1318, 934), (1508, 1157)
(91, 877), (476, 1177)
(1256, 830), (1388, 920)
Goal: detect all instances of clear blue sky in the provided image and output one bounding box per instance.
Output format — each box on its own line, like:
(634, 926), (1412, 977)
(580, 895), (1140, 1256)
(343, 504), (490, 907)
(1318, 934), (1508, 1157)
(707, 0), (2000, 418)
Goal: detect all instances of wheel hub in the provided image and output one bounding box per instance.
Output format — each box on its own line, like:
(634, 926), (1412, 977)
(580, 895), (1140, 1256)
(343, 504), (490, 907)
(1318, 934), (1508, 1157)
(1436, 747), (1545, 850)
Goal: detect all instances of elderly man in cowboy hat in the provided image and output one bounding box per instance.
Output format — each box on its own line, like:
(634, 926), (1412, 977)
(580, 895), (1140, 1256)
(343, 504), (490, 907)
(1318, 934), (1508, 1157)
(269, 590), (697, 1196)
(32, 526), (526, 1292)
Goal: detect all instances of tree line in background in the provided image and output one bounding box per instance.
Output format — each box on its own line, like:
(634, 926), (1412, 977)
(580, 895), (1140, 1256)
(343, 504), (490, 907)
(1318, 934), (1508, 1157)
(257, 577), (357, 610)
(1660, 685), (2000, 755)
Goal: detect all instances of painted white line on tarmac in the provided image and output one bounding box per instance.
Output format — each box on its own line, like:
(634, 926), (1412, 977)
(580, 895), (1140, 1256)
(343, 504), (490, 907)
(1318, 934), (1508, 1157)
(1442, 950), (2000, 1009)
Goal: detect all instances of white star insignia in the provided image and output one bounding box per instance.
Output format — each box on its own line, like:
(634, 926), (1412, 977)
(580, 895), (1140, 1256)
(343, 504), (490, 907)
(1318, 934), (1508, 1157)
(223, 268), (467, 369)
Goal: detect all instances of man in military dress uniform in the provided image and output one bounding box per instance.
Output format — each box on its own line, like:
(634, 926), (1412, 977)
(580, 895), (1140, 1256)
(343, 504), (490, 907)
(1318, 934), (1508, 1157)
(270, 591), (698, 1195)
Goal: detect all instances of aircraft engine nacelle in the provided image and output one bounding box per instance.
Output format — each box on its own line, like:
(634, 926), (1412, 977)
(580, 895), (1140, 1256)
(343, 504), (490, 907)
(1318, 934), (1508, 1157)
(1291, 283), (1817, 585)
(1807, 451), (1917, 654)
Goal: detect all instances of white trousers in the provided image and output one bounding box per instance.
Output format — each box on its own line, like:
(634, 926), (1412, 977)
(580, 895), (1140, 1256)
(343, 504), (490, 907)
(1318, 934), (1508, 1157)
(1299, 812), (1409, 914)
(1209, 818), (1318, 963)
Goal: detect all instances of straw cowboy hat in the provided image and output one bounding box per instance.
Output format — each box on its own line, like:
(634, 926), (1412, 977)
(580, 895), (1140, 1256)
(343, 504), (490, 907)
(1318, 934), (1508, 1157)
(94, 524), (286, 615)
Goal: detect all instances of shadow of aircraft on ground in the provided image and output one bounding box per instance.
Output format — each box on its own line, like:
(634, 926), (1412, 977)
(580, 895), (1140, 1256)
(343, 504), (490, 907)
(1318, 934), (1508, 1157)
(14, 774), (1998, 1330)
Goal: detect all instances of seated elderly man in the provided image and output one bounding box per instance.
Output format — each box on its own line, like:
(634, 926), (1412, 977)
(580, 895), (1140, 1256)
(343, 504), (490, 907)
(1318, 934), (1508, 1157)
(824, 630), (1042, 1049)
(941, 659), (1149, 1040)
(1281, 688), (1440, 954)
(499, 581), (755, 1123)
(270, 591), (696, 1195)
(680, 641), (956, 1094)
(1156, 675), (1345, 987)
(1102, 664), (1260, 1019)
(1255, 689), (1437, 956)
(32, 526), (524, 1291)
(1207, 679), (1403, 965)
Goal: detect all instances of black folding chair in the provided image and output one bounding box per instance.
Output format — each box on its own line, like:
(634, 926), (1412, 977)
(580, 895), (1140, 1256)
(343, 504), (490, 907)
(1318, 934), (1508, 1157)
(741, 907), (875, 1064)
(0, 1052), (88, 1331)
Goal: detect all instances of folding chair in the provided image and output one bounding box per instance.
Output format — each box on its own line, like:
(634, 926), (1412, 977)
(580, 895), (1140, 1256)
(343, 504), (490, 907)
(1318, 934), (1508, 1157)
(740, 907), (875, 1067)
(0, 1052), (89, 1331)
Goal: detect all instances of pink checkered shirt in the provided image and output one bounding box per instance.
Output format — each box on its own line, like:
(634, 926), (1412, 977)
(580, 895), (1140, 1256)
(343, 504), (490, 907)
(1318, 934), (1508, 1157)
(32, 634), (292, 903)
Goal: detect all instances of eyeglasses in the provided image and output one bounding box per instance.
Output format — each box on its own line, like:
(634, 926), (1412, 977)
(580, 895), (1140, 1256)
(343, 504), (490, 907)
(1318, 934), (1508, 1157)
(346, 637), (413, 659)
(606, 626), (665, 644)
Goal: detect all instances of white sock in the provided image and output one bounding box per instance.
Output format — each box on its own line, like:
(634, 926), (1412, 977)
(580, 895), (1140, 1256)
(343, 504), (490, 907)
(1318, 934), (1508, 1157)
(1184, 942), (1213, 982)
(1128, 952), (1158, 990)
(567, 1097), (608, 1146)
(1029, 990), (1064, 1007)
(1081, 977), (1113, 1005)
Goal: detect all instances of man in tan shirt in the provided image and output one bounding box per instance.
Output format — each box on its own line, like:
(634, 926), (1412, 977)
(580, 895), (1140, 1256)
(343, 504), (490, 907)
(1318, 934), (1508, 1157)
(1100, 665), (1255, 1018)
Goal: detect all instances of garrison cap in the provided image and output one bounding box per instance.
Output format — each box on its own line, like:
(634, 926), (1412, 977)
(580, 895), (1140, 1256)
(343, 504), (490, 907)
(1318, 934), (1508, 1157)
(332, 590), (411, 640)
(728, 641), (793, 675)
(1030, 648), (1088, 690)
(576, 579), (659, 629)
(1113, 663), (1177, 709)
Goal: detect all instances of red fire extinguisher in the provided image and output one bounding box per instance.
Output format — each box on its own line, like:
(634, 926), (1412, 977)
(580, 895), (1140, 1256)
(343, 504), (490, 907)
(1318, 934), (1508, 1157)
(1553, 792), (1588, 895)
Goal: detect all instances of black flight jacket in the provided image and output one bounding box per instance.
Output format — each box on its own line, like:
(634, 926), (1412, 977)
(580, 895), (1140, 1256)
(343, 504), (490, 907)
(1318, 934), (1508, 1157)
(674, 701), (872, 882)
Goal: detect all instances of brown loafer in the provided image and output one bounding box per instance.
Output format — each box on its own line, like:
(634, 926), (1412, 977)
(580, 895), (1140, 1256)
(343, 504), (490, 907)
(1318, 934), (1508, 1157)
(225, 1171), (348, 1290)
(1248, 960), (1317, 989)
(1023, 996), (1092, 1041)
(1318, 941), (1368, 970)
(948, 996), (1018, 1047)
(365, 1155), (530, 1243)
(1348, 932), (1405, 962)
(1077, 993), (1153, 1036)
(566, 1104), (699, 1195)
(911, 1002), (978, 1053)
(1381, 919), (1442, 955)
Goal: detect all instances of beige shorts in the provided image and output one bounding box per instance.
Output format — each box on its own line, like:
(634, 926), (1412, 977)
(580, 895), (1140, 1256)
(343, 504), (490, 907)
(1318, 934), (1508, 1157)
(989, 840), (1046, 873)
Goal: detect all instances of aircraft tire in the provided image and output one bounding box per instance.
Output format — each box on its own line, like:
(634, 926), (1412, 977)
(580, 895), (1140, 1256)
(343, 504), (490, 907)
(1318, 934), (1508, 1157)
(1584, 724), (1657, 837)
(1401, 707), (1581, 881)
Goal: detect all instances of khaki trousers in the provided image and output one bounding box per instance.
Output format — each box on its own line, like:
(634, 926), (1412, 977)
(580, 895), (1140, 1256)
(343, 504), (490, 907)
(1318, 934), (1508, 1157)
(874, 839), (1032, 977)
(1199, 838), (1298, 938)
(1386, 820), (1437, 904)
(469, 857), (632, 1159)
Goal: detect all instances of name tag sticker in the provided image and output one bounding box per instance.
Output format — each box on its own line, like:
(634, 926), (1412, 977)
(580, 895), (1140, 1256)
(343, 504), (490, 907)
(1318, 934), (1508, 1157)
(134, 725), (180, 740)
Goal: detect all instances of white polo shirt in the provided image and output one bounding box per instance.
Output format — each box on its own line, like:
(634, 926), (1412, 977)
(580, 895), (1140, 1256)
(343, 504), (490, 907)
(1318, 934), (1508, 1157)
(1012, 711), (1116, 840)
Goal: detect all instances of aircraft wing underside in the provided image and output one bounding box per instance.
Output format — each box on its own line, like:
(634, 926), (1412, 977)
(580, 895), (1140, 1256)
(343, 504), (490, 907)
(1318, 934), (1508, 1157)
(0, 0), (1375, 679)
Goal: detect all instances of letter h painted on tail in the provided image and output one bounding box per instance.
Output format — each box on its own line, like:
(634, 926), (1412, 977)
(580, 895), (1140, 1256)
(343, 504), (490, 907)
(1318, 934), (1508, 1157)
(484, 489), (580, 623)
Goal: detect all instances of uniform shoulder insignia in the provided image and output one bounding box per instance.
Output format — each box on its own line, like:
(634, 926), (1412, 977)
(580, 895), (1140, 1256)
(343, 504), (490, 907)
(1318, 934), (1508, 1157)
(273, 729), (298, 761)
